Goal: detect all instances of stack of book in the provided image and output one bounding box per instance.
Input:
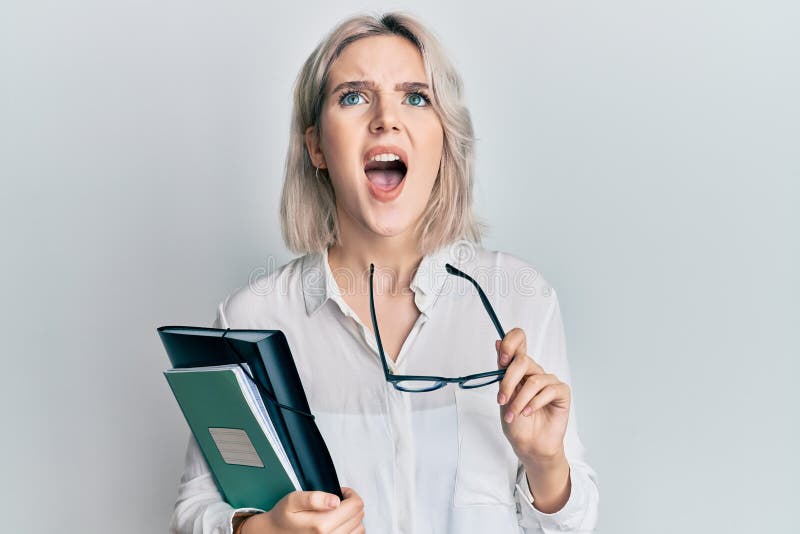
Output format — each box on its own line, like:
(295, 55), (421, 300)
(159, 326), (342, 510)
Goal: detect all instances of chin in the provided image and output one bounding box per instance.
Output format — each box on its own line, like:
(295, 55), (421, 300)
(369, 223), (411, 237)
(365, 214), (415, 236)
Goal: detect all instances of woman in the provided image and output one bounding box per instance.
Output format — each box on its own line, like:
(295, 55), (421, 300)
(170, 11), (599, 534)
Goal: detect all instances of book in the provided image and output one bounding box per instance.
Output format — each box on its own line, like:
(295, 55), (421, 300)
(165, 363), (302, 510)
(158, 326), (342, 500)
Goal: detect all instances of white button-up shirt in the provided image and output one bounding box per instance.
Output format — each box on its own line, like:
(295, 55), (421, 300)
(169, 243), (599, 533)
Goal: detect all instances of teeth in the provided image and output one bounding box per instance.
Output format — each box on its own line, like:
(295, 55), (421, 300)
(369, 153), (401, 162)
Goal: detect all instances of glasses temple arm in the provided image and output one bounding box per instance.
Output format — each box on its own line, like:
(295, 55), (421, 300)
(445, 263), (506, 339)
(369, 264), (393, 378)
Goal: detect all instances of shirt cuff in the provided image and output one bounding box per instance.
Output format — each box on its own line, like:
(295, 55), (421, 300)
(228, 508), (265, 534)
(515, 461), (588, 531)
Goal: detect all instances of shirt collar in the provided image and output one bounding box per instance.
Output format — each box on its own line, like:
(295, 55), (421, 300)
(302, 243), (457, 318)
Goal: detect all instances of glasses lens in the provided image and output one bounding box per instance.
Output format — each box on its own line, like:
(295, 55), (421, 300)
(394, 379), (446, 392)
(460, 374), (503, 389)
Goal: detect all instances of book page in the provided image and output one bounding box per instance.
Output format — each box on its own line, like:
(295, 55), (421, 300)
(233, 364), (303, 490)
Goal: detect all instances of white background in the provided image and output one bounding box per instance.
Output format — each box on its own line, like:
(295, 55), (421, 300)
(1, 1), (797, 532)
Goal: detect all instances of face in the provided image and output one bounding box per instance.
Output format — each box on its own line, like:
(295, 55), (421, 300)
(305, 34), (444, 240)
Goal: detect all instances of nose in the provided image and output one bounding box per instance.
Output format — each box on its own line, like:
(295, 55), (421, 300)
(368, 95), (402, 134)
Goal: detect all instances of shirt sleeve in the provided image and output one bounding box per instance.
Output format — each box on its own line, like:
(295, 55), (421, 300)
(514, 289), (600, 533)
(168, 299), (266, 534)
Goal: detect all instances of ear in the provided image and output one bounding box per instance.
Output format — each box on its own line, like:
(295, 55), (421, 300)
(305, 125), (327, 169)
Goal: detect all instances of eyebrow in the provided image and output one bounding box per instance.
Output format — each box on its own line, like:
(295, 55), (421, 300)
(329, 80), (430, 94)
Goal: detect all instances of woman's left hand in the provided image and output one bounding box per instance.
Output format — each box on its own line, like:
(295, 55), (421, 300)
(495, 328), (571, 462)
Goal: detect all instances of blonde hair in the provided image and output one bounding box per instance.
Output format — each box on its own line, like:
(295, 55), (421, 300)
(279, 10), (488, 255)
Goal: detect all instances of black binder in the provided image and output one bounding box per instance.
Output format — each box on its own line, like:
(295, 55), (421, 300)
(158, 326), (343, 500)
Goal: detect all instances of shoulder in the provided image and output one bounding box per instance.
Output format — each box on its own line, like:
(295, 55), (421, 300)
(216, 252), (313, 329)
(463, 244), (562, 333)
(463, 246), (571, 374)
(466, 244), (558, 302)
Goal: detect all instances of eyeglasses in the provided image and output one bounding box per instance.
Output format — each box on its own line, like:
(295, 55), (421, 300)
(369, 261), (508, 392)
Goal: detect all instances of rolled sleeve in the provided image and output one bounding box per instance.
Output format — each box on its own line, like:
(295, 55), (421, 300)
(515, 460), (599, 532)
(514, 289), (600, 532)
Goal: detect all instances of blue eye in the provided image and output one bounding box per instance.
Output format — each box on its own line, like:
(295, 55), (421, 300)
(405, 92), (432, 107)
(337, 90), (432, 107)
(338, 91), (365, 106)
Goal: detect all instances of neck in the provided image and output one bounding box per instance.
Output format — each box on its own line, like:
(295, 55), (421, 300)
(327, 209), (423, 298)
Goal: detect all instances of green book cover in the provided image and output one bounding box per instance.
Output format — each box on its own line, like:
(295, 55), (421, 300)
(165, 365), (299, 510)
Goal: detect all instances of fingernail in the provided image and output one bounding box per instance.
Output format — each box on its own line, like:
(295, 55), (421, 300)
(499, 352), (510, 365)
(327, 496), (340, 508)
(505, 411), (514, 423)
(497, 392), (506, 404)
(522, 407), (532, 416)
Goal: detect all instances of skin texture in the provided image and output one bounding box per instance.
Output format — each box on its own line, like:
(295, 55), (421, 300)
(244, 34), (573, 532)
(495, 332), (573, 513)
(240, 487), (365, 534)
(306, 35), (444, 265)
(306, 34), (444, 363)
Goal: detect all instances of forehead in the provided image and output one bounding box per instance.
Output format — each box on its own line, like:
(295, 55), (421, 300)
(327, 35), (426, 88)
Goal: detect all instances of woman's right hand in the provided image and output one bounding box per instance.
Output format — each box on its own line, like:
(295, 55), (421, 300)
(241, 487), (365, 534)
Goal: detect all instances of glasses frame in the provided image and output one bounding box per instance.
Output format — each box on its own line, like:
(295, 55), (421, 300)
(368, 261), (508, 392)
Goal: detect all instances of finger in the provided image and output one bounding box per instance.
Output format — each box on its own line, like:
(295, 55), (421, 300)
(340, 487), (364, 508)
(499, 348), (544, 377)
(287, 490), (340, 512)
(335, 487), (363, 519)
(497, 354), (539, 406)
(506, 374), (560, 420)
(340, 486), (358, 500)
(325, 492), (364, 532)
(330, 508), (365, 534)
(497, 328), (526, 367)
(524, 383), (571, 415)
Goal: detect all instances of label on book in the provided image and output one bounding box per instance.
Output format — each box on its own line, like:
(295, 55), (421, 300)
(208, 427), (264, 468)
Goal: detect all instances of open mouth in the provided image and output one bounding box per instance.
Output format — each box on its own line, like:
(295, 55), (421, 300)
(364, 159), (407, 191)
